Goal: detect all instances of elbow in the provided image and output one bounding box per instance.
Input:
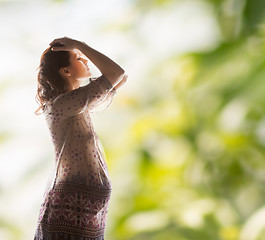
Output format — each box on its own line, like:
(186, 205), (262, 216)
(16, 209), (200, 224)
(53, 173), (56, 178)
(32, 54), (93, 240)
(114, 69), (126, 82)
(117, 68), (125, 78)
(108, 68), (125, 79)
(105, 69), (126, 86)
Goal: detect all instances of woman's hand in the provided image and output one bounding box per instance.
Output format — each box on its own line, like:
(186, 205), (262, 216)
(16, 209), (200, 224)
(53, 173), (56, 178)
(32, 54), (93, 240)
(49, 36), (82, 51)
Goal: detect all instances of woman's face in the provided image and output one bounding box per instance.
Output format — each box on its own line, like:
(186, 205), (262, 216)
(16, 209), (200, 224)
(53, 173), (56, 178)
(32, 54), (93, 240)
(67, 49), (92, 80)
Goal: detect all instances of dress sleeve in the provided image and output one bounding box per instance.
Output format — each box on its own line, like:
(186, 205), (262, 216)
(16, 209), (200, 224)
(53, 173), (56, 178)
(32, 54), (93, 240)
(89, 86), (116, 113)
(45, 75), (115, 120)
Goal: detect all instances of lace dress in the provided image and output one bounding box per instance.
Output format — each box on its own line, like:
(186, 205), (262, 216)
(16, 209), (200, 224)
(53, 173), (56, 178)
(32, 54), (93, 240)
(34, 75), (115, 240)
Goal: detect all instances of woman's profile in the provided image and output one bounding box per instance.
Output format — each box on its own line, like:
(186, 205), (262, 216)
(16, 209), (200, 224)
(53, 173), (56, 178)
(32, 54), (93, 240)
(34, 36), (127, 240)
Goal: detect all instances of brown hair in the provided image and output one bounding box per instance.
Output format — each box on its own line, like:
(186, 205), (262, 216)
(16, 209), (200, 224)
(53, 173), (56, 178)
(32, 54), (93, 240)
(35, 44), (71, 114)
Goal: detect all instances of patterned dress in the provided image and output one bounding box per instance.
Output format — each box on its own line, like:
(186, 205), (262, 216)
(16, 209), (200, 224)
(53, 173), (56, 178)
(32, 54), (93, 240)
(34, 75), (115, 240)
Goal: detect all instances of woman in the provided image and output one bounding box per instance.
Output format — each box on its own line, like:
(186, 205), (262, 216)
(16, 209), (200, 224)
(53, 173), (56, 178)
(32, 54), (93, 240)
(34, 36), (127, 240)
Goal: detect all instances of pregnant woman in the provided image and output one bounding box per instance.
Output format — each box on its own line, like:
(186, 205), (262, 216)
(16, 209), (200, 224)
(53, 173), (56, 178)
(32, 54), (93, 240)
(34, 36), (127, 240)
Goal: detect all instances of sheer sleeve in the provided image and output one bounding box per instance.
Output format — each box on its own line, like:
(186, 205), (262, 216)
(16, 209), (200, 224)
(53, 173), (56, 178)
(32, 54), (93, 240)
(45, 75), (115, 120)
(89, 82), (116, 113)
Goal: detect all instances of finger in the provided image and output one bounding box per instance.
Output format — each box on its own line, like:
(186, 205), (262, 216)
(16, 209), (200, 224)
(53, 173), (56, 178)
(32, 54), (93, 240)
(50, 41), (65, 50)
(51, 46), (67, 51)
(50, 41), (63, 46)
(52, 36), (68, 43)
(49, 39), (64, 46)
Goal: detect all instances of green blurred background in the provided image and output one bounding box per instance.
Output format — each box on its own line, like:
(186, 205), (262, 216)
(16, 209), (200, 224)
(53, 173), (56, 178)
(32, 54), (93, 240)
(1, 0), (265, 239)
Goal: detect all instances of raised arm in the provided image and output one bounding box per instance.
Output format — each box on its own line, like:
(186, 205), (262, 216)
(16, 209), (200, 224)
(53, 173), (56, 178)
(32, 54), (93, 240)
(78, 42), (125, 87)
(50, 37), (125, 87)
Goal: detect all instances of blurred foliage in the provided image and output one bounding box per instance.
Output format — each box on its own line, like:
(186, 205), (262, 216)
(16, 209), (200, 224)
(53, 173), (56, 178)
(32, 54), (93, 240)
(103, 0), (265, 240)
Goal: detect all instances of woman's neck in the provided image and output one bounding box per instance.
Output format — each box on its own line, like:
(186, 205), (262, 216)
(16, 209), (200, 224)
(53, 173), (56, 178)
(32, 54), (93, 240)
(68, 78), (81, 91)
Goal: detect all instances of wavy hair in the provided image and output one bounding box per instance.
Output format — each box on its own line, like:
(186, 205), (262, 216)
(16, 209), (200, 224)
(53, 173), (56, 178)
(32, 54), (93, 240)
(35, 44), (71, 114)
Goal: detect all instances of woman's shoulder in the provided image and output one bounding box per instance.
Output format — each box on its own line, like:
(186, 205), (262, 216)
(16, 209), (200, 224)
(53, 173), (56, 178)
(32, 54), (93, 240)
(42, 93), (64, 113)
